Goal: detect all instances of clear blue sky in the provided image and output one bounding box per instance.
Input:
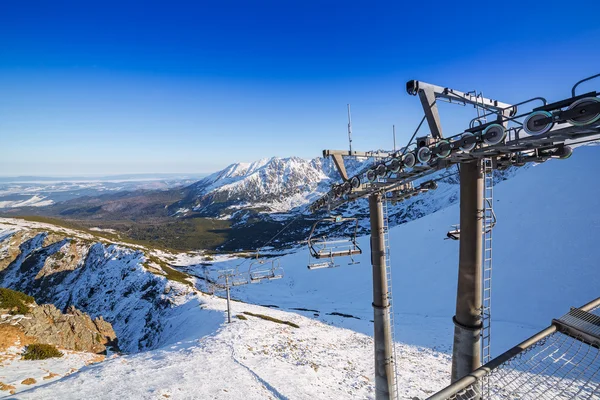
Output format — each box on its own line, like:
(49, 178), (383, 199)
(1, 0), (599, 176)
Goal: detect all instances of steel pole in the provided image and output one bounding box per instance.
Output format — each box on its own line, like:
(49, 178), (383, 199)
(451, 160), (483, 383)
(369, 193), (396, 399)
(226, 277), (232, 324)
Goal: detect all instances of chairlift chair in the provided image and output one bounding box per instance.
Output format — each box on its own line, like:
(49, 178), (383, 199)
(307, 261), (336, 270)
(445, 201), (497, 240)
(248, 258), (283, 283)
(307, 215), (362, 269)
(231, 274), (249, 286)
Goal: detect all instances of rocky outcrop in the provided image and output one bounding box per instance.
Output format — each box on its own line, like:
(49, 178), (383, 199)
(0, 227), (191, 353)
(0, 301), (118, 354)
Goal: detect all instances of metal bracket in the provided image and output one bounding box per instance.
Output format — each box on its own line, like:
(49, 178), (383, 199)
(406, 80), (516, 139)
(452, 316), (483, 331)
(323, 149), (391, 182)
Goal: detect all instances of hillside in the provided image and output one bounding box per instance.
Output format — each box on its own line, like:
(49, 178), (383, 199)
(0, 221), (200, 353)
(0, 219), (451, 399)
(0, 288), (117, 395)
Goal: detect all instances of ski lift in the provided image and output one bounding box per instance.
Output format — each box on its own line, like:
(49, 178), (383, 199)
(307, 215), (362, 269)
(231, 273), (249, 286)
(248, 257), (283, 283)
(445, 200), (497, 240)
(307, 261), (336, 270)
(215, 269), (248, 288)
(445, 225), (460, 241)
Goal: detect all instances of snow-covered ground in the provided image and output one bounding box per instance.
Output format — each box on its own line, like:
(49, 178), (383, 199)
(0, 195), (54, 209)
(13, 296), (450, 399)
(1, 145), (599, 399)
(0, 346), (104, 396)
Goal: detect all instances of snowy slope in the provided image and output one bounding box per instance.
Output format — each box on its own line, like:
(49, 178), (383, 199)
(0, 220), (452, 398)
(0, 221), (198, 353)
(15, 296), (451, 400)
(0, 195), (54, 209)
(191, 144), (600, 356)
(1, 145), (599, 399)
(173, 156), (366, 217)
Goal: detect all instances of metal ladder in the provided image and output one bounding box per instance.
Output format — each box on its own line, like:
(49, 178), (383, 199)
(473, 91), (494, 397)
(382, 196), (399, 399)
(481, 158), (494, 397)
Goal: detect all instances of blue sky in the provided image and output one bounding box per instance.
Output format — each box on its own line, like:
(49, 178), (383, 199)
(1, 0), (599, 176)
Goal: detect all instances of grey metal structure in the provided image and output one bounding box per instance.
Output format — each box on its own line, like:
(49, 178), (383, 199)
(248, 258), (283, 283)
(427, 297), (600, 400)
(307, 215), (362, 268)
(215, 259), (283, 323)
(370, 193), (397, 399)
(480, 158), (494, 395)
(215, 269), (247, 323)
(382, 196), (400, 399)
(308, 73), (600, 399)
(309, 74), (600, 214)
(405, 80), (515, 139)
(451, 160), (483, 383)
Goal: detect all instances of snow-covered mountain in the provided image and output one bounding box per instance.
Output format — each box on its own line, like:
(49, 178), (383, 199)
(171, 156), (366, 218)
(170, 154), (522, 247)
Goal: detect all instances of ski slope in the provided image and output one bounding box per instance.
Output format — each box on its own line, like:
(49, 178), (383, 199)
(198, 144), (600, 356)
(15, 296), (451, 400)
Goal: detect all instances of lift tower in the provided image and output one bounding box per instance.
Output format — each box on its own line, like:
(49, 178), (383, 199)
(310, 73), (600, 398)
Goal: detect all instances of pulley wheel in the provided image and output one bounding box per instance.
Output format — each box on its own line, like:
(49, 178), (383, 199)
(341, 181), (352, 194)
(435, 140), (451, 158)
(555, 145), (573, 159)
(333, 185), (343, 198)
(483, 124), (506, 145)
(403, 152), (416, 168)
(350, 176), (361, 189)
(417, 146), (431, 164)
(388, 158), (402, 173)
(376, 164), (387, 178)
(523, 110), (554, 135)
(366, 169), (377, 182)
(459, 132), (477, 152)
(566, 97), (600, 126)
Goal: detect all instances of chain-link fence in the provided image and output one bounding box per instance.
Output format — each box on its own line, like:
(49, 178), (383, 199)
(429, 299), (600, 400)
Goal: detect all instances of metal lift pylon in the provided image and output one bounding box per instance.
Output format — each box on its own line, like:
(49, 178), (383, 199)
(309, 73), (600, 398)
(319, 109), (399, 399)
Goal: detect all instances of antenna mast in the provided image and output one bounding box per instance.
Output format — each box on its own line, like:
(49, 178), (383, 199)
(347, 104), (353, 154)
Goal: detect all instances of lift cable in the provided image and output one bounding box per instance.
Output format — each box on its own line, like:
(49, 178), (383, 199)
(233, 210), (309, 270)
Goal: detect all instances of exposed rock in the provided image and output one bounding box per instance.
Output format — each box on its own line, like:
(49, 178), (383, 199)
(43, 372), (59, 380)
(0, 382), (16, 392)
(0, 226), (190, 353)
(35, 239), (84, 280)
(0, 301), (118, 354)
(0, 230), (38, 273)
(21, 378), (36, 385)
